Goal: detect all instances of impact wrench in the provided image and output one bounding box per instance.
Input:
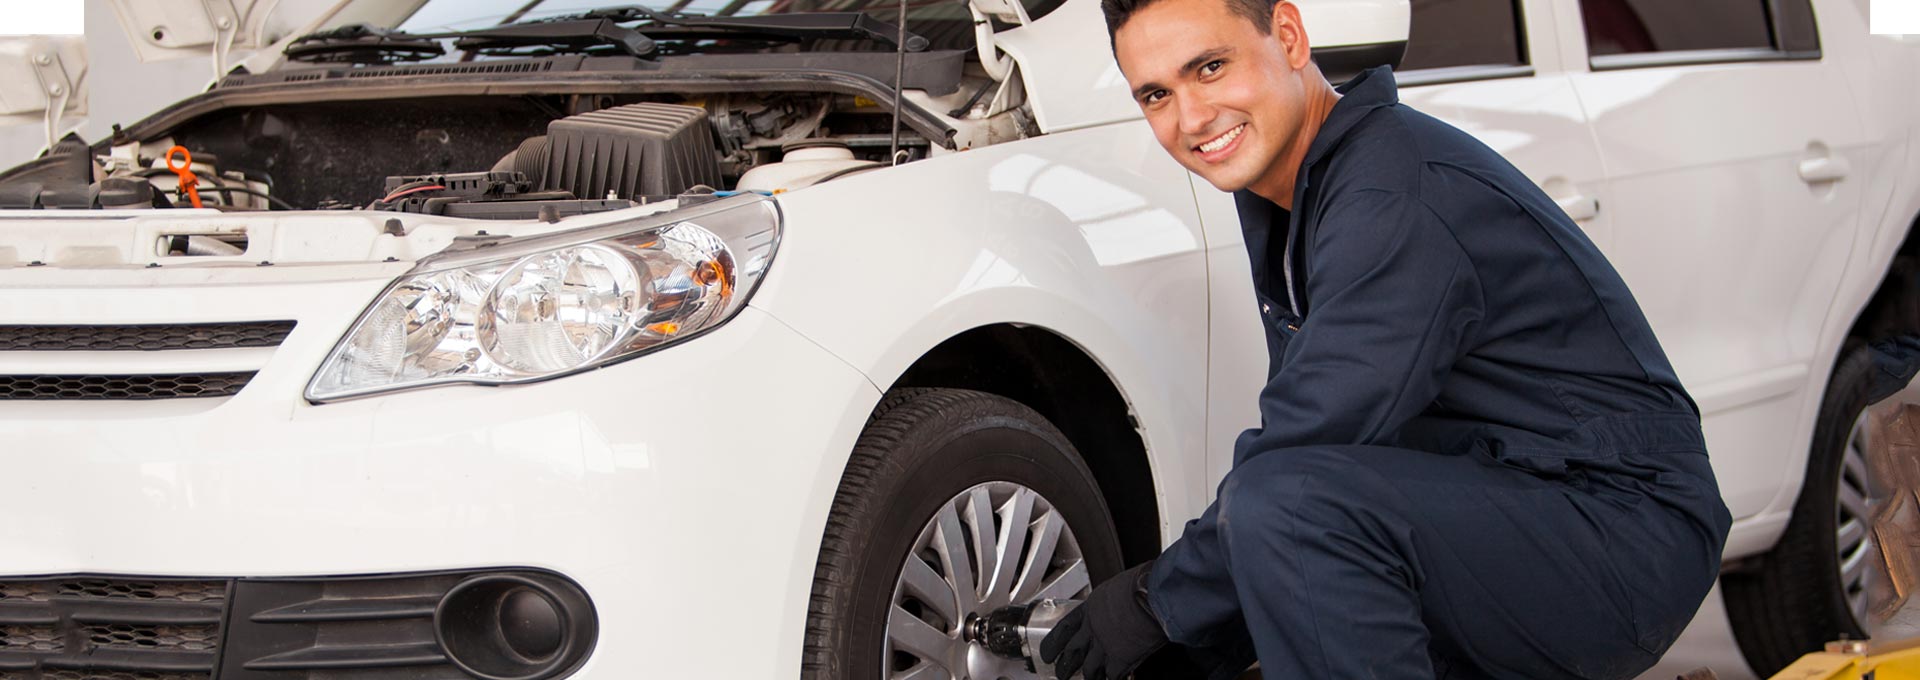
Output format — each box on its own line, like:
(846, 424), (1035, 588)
(963, 599), (1082, 678)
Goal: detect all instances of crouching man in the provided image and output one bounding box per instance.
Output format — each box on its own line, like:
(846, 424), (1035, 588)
(1039, 1), (1734, 678)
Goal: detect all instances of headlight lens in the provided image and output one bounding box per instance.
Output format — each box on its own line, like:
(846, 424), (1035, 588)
(307, 196), (780, 402)
(480, 245), (643, 374)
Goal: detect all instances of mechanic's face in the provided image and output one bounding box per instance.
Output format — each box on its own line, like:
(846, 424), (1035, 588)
(1114, 0), (1313, 193)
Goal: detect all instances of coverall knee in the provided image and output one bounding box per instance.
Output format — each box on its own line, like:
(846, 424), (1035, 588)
(1200, 444), (1718, 680)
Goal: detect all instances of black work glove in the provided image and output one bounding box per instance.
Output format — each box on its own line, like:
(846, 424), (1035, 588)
(1039, 560), (1168, 679)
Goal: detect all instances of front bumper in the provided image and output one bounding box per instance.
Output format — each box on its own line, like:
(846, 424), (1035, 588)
(0, 273), (882, 678)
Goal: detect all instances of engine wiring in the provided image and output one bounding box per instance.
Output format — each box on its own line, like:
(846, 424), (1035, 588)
(382, 183), (448, 203)
(208, 186), (299, 211)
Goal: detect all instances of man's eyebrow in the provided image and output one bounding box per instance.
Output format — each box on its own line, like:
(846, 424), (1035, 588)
(1131, 46), (1233, 99)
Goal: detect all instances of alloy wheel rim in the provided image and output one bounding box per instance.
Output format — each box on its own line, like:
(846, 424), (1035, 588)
(883, 481), (1093, 680)
(1836, 408), (1877, 629)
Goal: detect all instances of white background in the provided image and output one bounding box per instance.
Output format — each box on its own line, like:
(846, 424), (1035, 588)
(2, 0), (83, 35)
(1874, 0), (1920, 34)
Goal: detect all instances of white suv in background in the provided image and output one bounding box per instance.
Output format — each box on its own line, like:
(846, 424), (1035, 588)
(0, 0), (1912, 678)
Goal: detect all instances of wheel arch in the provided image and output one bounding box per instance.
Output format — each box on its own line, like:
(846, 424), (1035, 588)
(1757, 209), (1920, 548)
(884, 323), (1164, 567)
(1842, 216), (1920, 344)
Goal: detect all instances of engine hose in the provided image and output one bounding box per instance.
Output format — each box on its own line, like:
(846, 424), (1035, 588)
(182, 235), (244, 256)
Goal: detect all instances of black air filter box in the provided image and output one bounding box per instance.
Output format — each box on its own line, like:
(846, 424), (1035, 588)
(540, 103), (722, 201)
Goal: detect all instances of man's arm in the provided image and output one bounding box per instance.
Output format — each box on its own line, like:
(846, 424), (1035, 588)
(1148, 187), (1487, 645)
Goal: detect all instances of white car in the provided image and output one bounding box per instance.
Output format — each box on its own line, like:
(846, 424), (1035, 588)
(0, 0), (1913, 678)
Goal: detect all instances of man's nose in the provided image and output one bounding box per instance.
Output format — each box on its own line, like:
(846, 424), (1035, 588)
(1177, 94), (1218, 137)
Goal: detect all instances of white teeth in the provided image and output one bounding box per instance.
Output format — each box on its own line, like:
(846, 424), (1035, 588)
(1199, 124), (1244, 153)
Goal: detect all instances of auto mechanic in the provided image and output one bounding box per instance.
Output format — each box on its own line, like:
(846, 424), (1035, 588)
(1035, 1), (1737, 678)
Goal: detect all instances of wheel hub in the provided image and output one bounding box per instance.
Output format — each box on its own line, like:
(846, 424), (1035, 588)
(882, 482), (1093, 680)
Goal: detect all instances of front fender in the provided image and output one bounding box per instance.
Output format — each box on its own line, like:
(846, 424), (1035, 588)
(747, 119), (1214, 549)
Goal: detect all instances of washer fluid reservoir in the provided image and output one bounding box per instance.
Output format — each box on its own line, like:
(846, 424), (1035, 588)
(734, 141), (877, 193)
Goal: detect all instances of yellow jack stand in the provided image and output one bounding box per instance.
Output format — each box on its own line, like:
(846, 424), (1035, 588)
(1684, 638), (1920, 680)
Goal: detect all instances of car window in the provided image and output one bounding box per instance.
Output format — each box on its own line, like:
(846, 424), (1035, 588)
(1398, 0), (1527, 72)
(1770, 0), (1821, 54)
(1579, 0), (1820, 60)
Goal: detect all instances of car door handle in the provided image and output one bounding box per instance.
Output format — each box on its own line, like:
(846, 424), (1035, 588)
(1555, 194), (1600, 221)
(1798, 155), (1851, 184)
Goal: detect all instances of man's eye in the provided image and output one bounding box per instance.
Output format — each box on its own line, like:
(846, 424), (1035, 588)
(1142, 90), (1167, 105)
(1201, 59), (1224, 76)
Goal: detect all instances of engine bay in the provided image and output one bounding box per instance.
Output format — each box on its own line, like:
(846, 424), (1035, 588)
(0, 34), (1050, 229)
(0, 84), (975, 219)
(0, 0), (1060, 224)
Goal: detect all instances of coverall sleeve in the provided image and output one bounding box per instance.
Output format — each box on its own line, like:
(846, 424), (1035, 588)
(1147, 188), (1486, 646)
(1236, 188), (1487, 457)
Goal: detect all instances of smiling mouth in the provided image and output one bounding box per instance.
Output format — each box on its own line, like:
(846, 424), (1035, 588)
(1195, 124), (1246, 154)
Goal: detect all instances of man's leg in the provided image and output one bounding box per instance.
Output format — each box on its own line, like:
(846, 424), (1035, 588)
(1206, 444), (1711, 680)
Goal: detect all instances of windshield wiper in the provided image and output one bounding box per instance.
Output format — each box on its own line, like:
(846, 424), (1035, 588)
(284, 24), (448, 64)
(287, 6), (925, 64)
(542, 6), (928, 52)
(444, 18), (657, 57)
(286, 18), (656, 64)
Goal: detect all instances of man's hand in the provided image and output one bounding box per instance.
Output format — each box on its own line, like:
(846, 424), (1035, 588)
(1039, 560), (1167, 679)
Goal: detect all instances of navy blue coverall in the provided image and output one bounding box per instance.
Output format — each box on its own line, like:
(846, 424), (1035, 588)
(1145, 67), (1734, 680)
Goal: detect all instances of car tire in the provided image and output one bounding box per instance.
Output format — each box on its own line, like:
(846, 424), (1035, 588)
(1724, 341), (1883, 675)
(800, 388), (1125, 680)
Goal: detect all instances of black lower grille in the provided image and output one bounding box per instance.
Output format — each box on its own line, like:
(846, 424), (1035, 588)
(31, 671), (206, 680)
(84, 624), (219, 652)
(0, 626), (61, 652)
(0, 578), (226, 680)
(0, 322), (295, 352)
(11, 671), (207, 680)
(45, 581), (225, 605)
(0, 373), (254, 400)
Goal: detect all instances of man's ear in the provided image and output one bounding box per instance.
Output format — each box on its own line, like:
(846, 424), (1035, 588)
(1270, 1), (1313, 70)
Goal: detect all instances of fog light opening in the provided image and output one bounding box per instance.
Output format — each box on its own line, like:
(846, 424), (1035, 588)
(499, 586), (564, 662)
(435, 573), (597, 680)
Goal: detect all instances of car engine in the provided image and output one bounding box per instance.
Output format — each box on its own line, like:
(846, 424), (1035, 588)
(0, 88), (928, 219)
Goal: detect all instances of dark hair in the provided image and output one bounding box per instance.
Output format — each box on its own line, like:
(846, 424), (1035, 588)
(1102, 0), (1277, 49)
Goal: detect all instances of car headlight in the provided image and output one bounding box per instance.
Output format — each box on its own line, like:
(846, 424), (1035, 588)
(306, 195), (781, 402)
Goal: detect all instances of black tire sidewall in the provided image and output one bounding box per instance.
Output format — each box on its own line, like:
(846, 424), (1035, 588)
(1726, 342), (1879, 674)
(1792, 342), (1877, 636)
(809, 390), (1125, 680)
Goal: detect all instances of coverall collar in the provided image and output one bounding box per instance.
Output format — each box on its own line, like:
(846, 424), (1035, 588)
(1291, 64), (1400, 205)
(1234, 65), (1401, 318)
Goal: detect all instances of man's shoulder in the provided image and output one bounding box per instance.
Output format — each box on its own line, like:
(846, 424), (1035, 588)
(1321, 104), (1522, 211)
(1318, 105), (1432, 195)
(1310, 106), (1505, 247)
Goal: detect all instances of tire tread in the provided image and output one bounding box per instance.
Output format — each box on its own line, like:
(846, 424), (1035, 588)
(800, 388), (1109, 678)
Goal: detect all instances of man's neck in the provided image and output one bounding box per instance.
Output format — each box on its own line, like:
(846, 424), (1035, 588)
(1249, 77), (1341, 210)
